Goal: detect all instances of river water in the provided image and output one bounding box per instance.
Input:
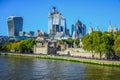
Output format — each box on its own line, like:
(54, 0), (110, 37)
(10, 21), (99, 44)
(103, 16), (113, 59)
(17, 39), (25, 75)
(0, 56), (120, 80)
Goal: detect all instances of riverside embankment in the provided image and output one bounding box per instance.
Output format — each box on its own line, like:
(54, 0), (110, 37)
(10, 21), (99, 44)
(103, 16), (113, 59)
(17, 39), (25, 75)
(0, 52), (120, 67)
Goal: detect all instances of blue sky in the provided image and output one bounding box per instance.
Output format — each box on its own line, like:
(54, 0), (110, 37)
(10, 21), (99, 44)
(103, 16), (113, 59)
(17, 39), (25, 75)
(0, 0), (120, 36)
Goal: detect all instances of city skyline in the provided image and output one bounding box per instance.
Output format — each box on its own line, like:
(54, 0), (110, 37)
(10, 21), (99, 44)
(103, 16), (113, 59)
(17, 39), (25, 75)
(0, 0), (120, 36)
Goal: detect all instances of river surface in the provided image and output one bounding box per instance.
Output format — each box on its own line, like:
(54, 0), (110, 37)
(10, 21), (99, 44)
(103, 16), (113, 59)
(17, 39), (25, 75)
(0, 56), (120, 80)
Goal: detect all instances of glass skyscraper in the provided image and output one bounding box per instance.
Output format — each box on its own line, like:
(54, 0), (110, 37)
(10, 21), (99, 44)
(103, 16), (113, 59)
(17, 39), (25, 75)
(72, 20), (86, 39)
(48, 7), (67, 35)
(7, 16), (23, 37)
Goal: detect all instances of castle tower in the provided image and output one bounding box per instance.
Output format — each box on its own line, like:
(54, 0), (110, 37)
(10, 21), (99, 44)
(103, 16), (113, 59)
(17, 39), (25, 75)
(108, 21), (113, 32)
(108, 25), (112, 32)
(89, 26), (93, 34)
(113, 25), (118, 34)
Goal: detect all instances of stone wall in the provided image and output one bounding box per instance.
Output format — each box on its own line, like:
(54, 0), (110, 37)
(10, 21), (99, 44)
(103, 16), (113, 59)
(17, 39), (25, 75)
(34, 41), (57, 55)
(48, 47), (57, 55)
(57, 48), (106, 59)
(47, 42), (57, 55)
(34, 46), (48, 54)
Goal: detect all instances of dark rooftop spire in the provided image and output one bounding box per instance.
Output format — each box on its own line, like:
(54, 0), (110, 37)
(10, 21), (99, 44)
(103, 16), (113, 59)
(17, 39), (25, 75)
(53, 6), (56, 10)
(75, 20), (82, 26)
(52, 6), (56, 12)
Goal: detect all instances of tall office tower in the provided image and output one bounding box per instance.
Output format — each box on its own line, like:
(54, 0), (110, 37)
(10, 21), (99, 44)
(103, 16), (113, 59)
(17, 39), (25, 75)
(7, 16), (23, 37)
(71, 20), (86, 39)
(48, 7), (67, 35)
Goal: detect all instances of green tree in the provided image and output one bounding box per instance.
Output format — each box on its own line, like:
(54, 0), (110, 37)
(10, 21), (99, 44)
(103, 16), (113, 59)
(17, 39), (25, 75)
(92, 31), (105, 59)
(2, 42), (12, 51)
(24, 38), (35, 53)
(58, 39), (66, 45)
(114, 30), (120, 55)
(14, 40), (26, 53)
(11, 42), (17, 52)
(82, 31), (114, 59)
(74, 39), (80, 48)
(101, 32), (114, 59)
(82, 33), (95, 58)
(114, 35), (120, 55)
(1, 39), (35, 53)
(116, 30), (120, 37)
(66, 38), (74, 48)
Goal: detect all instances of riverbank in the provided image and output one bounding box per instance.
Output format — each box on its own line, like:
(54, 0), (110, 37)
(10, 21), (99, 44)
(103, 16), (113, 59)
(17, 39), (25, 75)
(0, 52), (120, 67)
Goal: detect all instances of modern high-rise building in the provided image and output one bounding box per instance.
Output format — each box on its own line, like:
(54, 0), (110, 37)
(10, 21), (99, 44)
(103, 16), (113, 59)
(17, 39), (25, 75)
(48, 7), (67, 35)
(7, 16), (23, 37)
(72, 20), (86, 39)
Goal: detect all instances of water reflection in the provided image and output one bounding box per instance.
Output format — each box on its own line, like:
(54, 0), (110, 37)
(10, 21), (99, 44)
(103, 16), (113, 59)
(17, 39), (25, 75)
(32, 59), (86, 80)
(84, 64), (120, 80)
(0, 56), (120, 80)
